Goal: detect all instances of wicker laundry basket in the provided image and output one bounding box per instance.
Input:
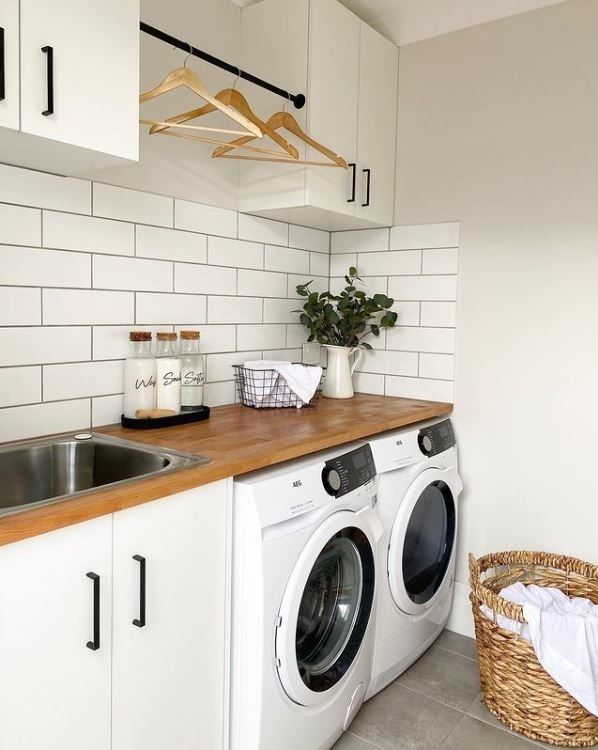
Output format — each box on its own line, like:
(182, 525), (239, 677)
(469, 551), (598, 747)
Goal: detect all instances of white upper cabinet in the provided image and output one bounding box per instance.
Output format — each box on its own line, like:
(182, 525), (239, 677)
(0, 0), (19, 131)
(240, 0), (398, 230)
(0, 0), (139, 174)
(0, 516), (113, 750)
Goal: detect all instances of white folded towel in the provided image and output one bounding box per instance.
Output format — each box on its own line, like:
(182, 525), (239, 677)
(481, 582), (598, 715)
(242, 360), (322, 408)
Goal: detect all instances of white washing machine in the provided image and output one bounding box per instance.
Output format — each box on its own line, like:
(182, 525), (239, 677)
(366, 418), (463, 698)
(231, 442), (382, 750)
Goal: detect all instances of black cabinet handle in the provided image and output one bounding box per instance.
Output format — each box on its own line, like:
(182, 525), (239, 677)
(361, 168), (371, 208)
(41, 45), (53, 116)
(132, 555), (146, 628)
(347, 163), (356, 203)
(86, 572), (100, 651)
(0, 28), (5, 102)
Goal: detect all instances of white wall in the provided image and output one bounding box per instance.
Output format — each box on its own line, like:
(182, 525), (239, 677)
(87, 0), (243, 209)
(394, 0), (598, 634)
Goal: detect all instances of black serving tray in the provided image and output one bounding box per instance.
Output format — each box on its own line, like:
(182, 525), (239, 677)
(121, 406), (210, 430)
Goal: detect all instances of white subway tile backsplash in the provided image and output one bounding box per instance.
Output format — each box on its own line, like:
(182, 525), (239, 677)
(394, 301), (420, 327)
(419, 353), (455, 380)
(0, 164), (91, 214)
(0, 400), (90, 442)
(358, 250), (422, 277)
(208, 237), (263, 269)
(208, 296), (262, 324)
(422, 248), (459, 275)
(356, 350), (419, 377)
(92, 394), (124, 427)
(0, 327), (90, 367)
(93, 326), (169, 361)
(206, 350), (261, 382)
(287, 324), (308, 349)
(263, 348), (302, 362)
(0, 367), (41, 407)
(352, 372), (385, 396)
(44, 212), (134, 256)
(237, 269), (287, 298)
(238, 214), (288, 246)
(174, 263), (237, 296)
(204, 380), (236, 407)
(237, 324), (286, 351)
(310, 252), (329, 277)
(420, 301), (457, 327)
(0, 204), (41, 246)
(44, 289), (134, 325)
(93, 255), (172, 292)
(136, 293), (206, 325)
(0, 287), (41, 326)
(331, 228), (389, 254)
(44, 360), (124, 401)
(385, 375), (454, 403)
(330, 254), (357, 277)
(390, 222), (460, 250)
(174, 325), (236, 354)
(0, 245), (90, 288)
(289, 224), (329, 254)
(389, 275), (458, 301)
(175, 199), (237, 238)
(265, 245), (309, 274)
(263, 299), (301, 324)
(387, 326), (456, 354)
(136, 225), (207, 264)
(93, 183), (173, 227)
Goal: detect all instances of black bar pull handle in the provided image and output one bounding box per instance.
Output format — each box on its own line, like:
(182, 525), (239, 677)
(347, 163), (356, 203)
(361, 168), (371, 208)
(132, 555), (146, 628)
(86, 572), (100, 651)
(0, 28), (5, 102)
(41, 45), (53, 116)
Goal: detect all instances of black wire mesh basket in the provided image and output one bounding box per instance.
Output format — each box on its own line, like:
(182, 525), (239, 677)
(233, 364), (323, 409)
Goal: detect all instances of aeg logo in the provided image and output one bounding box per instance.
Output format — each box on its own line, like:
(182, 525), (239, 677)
(292, 480), (302, 488)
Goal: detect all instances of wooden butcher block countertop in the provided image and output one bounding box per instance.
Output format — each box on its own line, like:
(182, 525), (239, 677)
(0, 394), (452, 546)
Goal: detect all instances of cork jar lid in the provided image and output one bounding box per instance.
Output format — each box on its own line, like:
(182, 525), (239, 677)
(129, 331), (152, 342)
(180, 330), (200, 340)
(156, 332), (177, 341)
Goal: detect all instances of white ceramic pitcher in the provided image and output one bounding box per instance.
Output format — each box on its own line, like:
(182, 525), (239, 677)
(322, 345), (363, 399)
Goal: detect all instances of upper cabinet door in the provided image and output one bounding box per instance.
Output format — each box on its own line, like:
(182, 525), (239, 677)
(0, 0), (19, 131)
(112, 481), (230, 750)
(19, 0), (139, 160)
(0, 516), (113, 750)
(306, 0), (360, 218)
(355, 23), (398, 226)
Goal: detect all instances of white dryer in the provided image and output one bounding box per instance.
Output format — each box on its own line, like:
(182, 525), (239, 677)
(232, 442), (382, 750)
(366, 418), (463, 698)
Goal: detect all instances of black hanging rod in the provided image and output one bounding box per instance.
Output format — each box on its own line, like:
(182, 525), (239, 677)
(140, 21), (306, 110)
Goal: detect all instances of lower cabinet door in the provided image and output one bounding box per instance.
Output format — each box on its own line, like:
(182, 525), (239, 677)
(112, 480), (230, 750)
(0, 516), (113, 750)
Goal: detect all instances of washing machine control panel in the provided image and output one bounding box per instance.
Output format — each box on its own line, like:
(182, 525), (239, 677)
(418, 419), (455, 457)
(322, 444), (376, 498)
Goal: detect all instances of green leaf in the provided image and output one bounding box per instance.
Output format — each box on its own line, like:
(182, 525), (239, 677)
(348, 266), (357, 277)
(362, 342), (373, 350)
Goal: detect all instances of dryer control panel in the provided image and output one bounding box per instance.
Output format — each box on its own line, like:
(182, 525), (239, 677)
(322, 444), (376, 498)
(418, 419), (456, 457)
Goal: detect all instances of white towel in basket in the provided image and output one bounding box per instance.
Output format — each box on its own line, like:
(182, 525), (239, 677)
(481, 582), (598, 716)
(243, 360), (321, 407)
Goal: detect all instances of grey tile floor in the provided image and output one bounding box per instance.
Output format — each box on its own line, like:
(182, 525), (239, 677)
(334, 630), (554, 750)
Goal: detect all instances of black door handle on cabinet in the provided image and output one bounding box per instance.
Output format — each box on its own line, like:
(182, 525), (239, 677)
(41, 45), (53, 116)
(0, 28), (5, 101)
(132, 555), (146, 628)
(347, 163), (356, 203)
(86, 572), (100, 651)
(361, 168), (371, 208)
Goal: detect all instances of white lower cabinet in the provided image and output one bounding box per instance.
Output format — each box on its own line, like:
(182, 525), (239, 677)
(0, 515), (113, 750)
(0, 479), (231, 750)
(112, 480), (230, 750)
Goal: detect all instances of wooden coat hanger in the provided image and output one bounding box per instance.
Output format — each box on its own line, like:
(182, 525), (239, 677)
(139, 63), (262, 138)
(211, 110), (348, 168)
(147, 86), (299, 161)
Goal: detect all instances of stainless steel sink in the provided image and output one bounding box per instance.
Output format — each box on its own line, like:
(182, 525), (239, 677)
(0, 433), (209, 517)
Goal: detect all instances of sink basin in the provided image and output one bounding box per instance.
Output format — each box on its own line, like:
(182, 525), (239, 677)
(0, 433), (209, 517)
